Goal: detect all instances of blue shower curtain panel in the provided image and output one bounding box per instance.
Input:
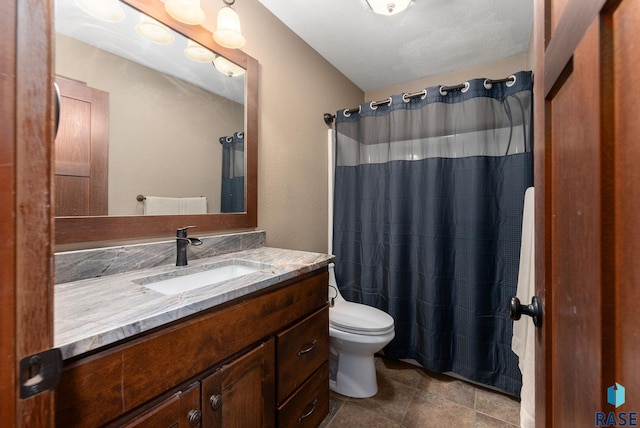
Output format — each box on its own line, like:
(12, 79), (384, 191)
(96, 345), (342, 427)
(333, 71), (533, 396)
(220, 132), (245, 213)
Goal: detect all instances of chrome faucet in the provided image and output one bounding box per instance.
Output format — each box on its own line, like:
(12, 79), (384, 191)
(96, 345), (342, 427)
(176, 226), (203, 266)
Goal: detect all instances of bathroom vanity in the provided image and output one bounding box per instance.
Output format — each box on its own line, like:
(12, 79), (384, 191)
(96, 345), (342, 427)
(53, 240), (332, 427)
(48, 1), (332, 423)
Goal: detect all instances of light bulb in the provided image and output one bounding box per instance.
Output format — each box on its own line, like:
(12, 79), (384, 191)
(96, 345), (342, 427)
(75, 0), (124, 22)
(365, 0), (411, 15)
(213, 55), (245, 77)
(135, 15), (174, 44)
(184, 40), (216, 62)
(213, 6), (246, 49)
(164, 0), (206, 25)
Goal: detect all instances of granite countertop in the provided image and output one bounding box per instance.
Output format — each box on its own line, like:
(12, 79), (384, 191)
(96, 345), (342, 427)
(55, 247), (334, 360)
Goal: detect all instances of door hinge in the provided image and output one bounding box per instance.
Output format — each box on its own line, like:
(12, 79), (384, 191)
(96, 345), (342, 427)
(19, 348), (62, 399)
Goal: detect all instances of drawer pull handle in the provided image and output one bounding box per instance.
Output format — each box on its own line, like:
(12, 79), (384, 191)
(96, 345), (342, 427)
(298, 398), (318, 422)
(297, 340), (317, 356)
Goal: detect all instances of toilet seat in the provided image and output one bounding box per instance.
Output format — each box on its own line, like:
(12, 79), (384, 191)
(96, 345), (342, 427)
(330, 301), (394, 336)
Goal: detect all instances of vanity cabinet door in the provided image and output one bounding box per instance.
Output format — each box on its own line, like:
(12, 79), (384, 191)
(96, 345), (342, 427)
(121, 382), (201, 428)
(201, 339), (276, 428)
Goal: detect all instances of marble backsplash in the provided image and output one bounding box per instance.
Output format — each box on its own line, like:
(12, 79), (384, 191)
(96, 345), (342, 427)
(55, 230), (266, 284)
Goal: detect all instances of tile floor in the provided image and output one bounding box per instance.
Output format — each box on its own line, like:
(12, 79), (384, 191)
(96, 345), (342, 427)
(320, 356), (520, 428)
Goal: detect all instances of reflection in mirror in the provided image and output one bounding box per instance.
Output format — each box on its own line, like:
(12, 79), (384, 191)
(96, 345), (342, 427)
(55, 0), (246, 216)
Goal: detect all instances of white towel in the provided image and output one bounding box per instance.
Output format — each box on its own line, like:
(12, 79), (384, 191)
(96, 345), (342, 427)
(178, 197), (207, 214)
(143, 196), (179, 215)
(144, 196), (207, 215)
(512, 187), (535, 428)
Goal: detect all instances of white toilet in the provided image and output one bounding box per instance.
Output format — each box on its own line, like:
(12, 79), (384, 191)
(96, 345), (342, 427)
(328, 264), (395, 398)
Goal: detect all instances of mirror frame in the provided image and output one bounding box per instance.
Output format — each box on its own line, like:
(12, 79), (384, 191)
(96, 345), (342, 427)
(55, 0), (258, 245)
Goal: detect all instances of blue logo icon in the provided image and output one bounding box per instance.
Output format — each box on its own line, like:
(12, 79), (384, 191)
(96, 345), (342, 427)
(596, 383), (636, 426)
(608, 383), (626, 408)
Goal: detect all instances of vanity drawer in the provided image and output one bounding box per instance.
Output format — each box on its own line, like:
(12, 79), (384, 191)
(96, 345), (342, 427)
(276, 305), (329, 402)
(277, 362), (329, 428)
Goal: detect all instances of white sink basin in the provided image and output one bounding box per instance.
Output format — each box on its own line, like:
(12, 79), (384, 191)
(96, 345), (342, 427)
(140, 263), (262, 296)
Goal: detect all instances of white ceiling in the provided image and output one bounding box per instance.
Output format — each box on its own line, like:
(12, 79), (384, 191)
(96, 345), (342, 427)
(257, 0), (533, 92)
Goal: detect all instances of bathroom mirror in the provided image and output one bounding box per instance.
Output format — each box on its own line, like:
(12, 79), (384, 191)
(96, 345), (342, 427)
(54, 0), (258, 245)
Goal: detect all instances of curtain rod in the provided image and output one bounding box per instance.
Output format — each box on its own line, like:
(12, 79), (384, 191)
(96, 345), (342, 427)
(323, 75), (516, 125)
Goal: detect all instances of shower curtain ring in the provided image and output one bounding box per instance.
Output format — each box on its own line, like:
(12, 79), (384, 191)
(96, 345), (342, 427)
(402, 90), (426, 103)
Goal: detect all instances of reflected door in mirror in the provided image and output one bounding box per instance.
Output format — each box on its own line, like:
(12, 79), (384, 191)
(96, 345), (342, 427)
(54, 76), (109, 216)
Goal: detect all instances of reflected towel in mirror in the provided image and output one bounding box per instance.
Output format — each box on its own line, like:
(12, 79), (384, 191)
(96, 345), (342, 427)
(143, 196), (207, 215)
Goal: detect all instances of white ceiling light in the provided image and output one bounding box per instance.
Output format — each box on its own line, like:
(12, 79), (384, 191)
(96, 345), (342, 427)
(213, 55), (245, 77)
(135, 15), (175, 44)
(184, 40), (216, 62)
(213, 0), (246, 49)
(365, 0), (411, 15)
(164, 0), (206, 25)
(75, 0), (124, 22)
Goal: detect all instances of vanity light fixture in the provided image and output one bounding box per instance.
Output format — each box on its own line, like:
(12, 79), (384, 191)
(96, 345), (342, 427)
(365, 0), (412, 15)
(163, 0), (206, 26)
(135, 15), (175, 44)
(75, 0), (124, 22)
(213, 55), (245, 77)
(184, 40), (216, 62)
(213, 0), (246, 49)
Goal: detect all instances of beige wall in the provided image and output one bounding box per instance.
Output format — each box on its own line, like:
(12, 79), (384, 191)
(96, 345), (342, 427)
(214, 0), (364, 253)
(209, 1), (533, 254)
(55, 1), (535, 254)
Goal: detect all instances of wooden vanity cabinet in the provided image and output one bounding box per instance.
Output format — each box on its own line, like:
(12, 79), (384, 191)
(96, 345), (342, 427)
(55, 269), (329, 427)
(122, 339), (275, 428)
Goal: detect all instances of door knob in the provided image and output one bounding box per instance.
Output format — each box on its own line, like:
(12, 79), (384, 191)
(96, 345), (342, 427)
(509, 296), (542, 328)
(54, 82), (61, 138)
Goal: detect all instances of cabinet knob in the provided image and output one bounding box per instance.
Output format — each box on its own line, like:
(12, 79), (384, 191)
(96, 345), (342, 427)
(209, 394), (222, 410)
(187, 409), (201, 426)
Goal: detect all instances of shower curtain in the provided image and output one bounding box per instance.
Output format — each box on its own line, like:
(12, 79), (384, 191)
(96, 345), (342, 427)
(332, 71), (533, 396)
(220, 131), (245, 213)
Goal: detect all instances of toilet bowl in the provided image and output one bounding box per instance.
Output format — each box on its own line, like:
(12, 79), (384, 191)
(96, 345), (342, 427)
(328, 265), (395, 398)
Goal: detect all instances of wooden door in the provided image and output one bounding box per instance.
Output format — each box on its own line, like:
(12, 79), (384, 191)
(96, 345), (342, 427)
(534, 0), (640, 425)
(54, 76), (109, 216)
(0, 0), (55, 426)
(201, 339), (276, 428)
